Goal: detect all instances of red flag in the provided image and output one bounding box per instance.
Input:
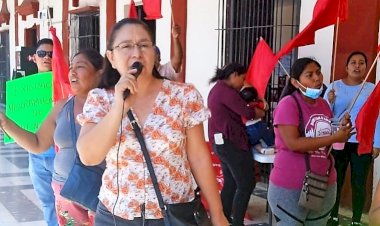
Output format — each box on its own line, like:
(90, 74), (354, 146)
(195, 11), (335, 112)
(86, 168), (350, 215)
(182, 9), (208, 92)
(356, 82), (380, 155)
(276, 0), (348, 58)
(49, 26), (71, 102)
(246, 38), (278, 98)
(312, 0), (348, 28)
(128, 0), (138, 19)
(142, 0), (162, 20)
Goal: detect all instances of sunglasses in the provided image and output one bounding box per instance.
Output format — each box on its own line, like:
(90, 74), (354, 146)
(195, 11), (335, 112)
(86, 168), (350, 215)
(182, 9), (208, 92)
(36, 50), (53, 58)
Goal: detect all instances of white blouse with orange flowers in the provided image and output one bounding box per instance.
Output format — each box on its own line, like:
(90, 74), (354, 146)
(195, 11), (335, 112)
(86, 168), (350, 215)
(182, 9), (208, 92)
(77, 79), (210, 220)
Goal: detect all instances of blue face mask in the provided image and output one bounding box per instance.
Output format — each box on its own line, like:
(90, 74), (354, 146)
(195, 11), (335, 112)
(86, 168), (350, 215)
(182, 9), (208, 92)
(297, 81), (323, 99)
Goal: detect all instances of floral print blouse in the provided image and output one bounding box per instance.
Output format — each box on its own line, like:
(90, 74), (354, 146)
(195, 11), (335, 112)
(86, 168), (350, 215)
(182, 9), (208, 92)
(77, 79), (210, 220)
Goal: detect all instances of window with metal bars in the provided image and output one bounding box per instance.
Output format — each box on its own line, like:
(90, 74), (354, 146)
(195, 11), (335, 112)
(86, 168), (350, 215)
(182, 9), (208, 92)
(69, 12), (100, 58)
(0, 31), (10, 104)
(217, 0), (301, 124)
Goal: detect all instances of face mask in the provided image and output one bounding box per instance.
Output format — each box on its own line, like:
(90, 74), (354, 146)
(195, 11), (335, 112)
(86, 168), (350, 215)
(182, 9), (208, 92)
(297, 81), (323, 99)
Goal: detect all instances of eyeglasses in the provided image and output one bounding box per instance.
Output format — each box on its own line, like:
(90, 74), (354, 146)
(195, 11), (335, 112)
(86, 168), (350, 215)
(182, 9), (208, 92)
(111, 41), (153, 53)
(36, 50), (53, 58)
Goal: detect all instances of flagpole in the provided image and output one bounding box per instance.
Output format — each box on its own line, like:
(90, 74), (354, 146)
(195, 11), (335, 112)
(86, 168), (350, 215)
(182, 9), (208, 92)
(347, 51), (380, 114)
(278, 60), (290, 78)
(331, 16), (340, 90)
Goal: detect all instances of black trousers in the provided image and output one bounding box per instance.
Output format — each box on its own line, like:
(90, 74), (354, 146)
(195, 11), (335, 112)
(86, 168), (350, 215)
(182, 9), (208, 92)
(95, 202), (165, 226)
(330, 142), (372, 222)
(212, 139), (256, 226)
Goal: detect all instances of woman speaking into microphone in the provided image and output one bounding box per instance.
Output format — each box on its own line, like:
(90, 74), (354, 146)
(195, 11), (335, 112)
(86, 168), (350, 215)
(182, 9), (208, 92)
(76, 18), (228, 226)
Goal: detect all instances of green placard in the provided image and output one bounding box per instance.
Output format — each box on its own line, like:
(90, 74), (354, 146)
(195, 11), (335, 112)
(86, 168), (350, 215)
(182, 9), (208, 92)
(4, 72), (53, 144)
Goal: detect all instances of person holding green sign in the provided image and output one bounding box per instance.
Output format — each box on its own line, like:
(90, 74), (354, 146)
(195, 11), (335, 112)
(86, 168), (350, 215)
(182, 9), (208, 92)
(22, 38), (58, 226)
(29, 38), (57, 226)
(0, 48), (103, 226)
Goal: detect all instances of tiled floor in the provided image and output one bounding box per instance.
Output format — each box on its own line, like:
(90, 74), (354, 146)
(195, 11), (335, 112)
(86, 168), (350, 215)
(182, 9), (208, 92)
(0, 135), (45, 226)
(0, 132), (368, 226)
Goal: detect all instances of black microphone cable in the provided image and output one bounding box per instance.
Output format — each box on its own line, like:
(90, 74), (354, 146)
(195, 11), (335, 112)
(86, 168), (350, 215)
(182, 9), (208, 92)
(111, 100), (125, 226)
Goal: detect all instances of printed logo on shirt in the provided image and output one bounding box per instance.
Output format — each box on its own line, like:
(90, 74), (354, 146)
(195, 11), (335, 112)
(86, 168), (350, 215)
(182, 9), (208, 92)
(304, 114), (332, 158)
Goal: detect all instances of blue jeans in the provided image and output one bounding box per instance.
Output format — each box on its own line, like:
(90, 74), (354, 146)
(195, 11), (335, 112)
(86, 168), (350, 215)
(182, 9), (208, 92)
(212, 140), (255, 226)
(29, 152), (58, 226)
(246, 121), (274, 146)
(95, 202), (165, 226)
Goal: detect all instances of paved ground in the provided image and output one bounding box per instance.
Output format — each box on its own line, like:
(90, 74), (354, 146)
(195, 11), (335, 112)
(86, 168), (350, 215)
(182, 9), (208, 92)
(0, 131), (368, 226)
(0, 133), (45, 226)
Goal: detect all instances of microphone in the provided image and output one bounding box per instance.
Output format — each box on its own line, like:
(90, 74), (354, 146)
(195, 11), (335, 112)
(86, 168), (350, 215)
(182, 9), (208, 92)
(123, 62), (143, 100)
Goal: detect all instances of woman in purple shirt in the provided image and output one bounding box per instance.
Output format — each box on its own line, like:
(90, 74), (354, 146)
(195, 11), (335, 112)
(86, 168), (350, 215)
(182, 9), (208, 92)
(208, 63), (264, 226)
(268, 58), (353, 225)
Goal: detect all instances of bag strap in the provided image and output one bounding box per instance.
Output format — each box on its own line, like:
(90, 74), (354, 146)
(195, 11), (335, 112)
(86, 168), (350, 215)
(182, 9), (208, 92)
(291, 93), (305, 137)
(67, 97), (81, 164)
(126, 110), (168, 216)
(291, 93), (332, 176)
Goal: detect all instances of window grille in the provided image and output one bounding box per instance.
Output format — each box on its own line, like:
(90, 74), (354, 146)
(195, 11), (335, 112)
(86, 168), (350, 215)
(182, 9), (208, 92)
(217, 0), (301, 123)
(0, 31), (10, 104)
(69, 12), (100, 59)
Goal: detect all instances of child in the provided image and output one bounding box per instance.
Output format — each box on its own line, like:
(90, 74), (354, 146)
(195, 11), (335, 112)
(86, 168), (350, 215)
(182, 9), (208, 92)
(240, 86), (275, 154)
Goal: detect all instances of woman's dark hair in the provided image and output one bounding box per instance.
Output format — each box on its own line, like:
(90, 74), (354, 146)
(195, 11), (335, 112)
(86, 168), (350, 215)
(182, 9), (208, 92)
(240, 87), (258, 103)
(99, 18), (164, 89)
(72, 49), (104, 71)
(209, 62), (246, 84)
(346, 51), (367, 66)
(279, 57), (321, 100)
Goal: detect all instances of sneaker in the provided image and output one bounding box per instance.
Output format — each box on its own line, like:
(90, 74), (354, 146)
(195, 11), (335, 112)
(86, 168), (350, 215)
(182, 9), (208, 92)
(351, 221), (362, 226)
(327, 217), (339, 226)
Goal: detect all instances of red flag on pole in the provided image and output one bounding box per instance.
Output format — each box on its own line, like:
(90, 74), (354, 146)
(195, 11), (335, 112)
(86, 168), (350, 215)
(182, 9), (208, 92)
(142, 0), (162, 20)
(312, 0), (348, 28)
(246, 38), (278, 98)
(276, 0), (348, 58)
(128, 0), (138, 19)
(356, 82), (380, 155)
(49, 26), (71, 102)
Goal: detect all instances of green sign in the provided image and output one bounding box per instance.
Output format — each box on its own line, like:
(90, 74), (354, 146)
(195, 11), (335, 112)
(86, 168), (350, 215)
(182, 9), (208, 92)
(4, 72), (53, 144)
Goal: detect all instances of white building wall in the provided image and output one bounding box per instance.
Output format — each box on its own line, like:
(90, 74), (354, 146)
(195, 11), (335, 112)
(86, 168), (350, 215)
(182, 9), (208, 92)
(154, 0), (220, 120)
(155, 0), (172, 66)
(185, 0), (220, 140)
(185, 0), (220, 96)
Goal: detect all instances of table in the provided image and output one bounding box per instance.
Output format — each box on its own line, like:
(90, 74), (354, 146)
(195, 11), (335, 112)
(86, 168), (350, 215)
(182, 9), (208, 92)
(253, 151), (275, 226)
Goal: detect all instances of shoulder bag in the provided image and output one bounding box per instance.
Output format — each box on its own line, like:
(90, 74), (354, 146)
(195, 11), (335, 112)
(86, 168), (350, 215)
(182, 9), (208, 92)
(291, 94), (332, 211)
(60, 97), (105, 212)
